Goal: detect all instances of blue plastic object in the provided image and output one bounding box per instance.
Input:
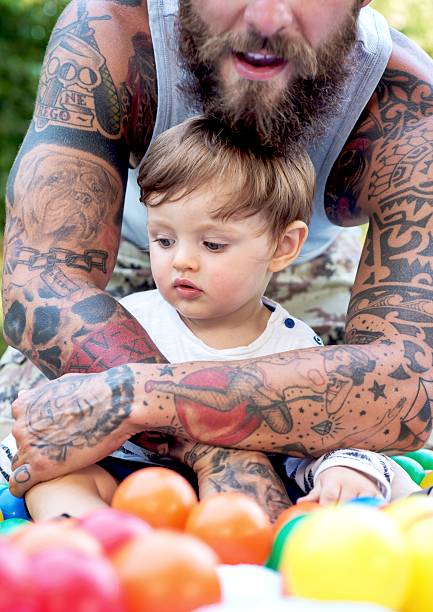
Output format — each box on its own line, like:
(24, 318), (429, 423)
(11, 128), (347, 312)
(0, 486), (31, 520)
(346, 496), (385, 508)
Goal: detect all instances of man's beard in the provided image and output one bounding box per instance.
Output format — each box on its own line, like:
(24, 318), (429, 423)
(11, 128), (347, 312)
(178, 1), (360, 154)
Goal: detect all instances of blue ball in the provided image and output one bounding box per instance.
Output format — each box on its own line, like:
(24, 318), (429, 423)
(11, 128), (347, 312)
(0, 486), (31, 520)
(346, 496), (385, 508)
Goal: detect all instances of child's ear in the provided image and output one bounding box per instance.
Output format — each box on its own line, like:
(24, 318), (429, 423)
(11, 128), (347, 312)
(268, 221), (308, 273)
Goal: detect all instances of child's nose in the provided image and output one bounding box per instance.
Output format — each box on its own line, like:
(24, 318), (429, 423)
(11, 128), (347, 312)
(172, 248), (199, 272)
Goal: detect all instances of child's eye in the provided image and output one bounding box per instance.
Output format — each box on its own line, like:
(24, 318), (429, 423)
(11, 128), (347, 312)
(154, 238), (174, 248)
(204, 241), (227, 252)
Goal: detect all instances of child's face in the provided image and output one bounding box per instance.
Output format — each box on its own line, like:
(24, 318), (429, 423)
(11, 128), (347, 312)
(147, 186), (276, 323)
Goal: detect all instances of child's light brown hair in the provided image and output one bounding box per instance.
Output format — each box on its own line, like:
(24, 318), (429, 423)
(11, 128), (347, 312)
(138, 116), (315, 241)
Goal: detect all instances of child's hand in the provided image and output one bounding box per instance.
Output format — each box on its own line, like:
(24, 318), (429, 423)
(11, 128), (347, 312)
(297, 465), (384, 505)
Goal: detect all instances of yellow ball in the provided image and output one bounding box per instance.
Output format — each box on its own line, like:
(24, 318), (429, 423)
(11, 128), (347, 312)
(402, 516), (433, 612)
(0, 509), (3, 522)
(384, 495), (433, 529)
(280, 505), (409, 610)
(420, 470), (433, 488)
(384, 496), (433, 612)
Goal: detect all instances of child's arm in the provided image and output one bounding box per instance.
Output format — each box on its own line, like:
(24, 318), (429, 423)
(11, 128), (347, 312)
(170, 440), (291, 522)
(286, 449), (395, 504)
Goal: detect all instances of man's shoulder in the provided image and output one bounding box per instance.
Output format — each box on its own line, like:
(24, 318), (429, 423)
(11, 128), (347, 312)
(325, 27), (433, 226)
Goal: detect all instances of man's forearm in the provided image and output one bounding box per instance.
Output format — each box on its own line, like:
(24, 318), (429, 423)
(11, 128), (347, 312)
(3, 276), (167, 377)
(130, 340), (432, 456)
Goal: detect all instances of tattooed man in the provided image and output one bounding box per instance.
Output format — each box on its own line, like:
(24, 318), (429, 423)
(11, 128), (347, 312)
(2, 0), (433, 496)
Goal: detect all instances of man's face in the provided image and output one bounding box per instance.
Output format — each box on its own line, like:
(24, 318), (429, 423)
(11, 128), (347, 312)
(178, 0), (361, 153)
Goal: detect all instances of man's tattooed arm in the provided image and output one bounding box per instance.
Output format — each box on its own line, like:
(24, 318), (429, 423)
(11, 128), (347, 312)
(2, 0), (165, 377)
(171, 441), (291, 522)
(135, 66), (433, 456)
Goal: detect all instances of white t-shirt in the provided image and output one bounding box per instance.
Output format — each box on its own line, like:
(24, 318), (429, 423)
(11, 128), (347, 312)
(114, 290), (394, 500)
(119, 289), (324, 363)
(0, 291), (393, 500)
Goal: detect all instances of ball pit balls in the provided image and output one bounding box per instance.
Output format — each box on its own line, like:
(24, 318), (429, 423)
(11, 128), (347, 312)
(346, 496), (386, 508)
(272, 502), (321, 535)
(265, 515), (308, 571)
(391, 456), (425, 485)
(279, 505), (409, 610)
(185, 492), (273, 565)
(400, 515), (433, 612)
(0, 486), (31, 520)
(111, 467), (197, 529)
(112, 529), (221, 612)
(0, 517), (31, 536)
(420, 470), (433, 489)
(383, 495), (433, 530)
(405, 449), (433, 471)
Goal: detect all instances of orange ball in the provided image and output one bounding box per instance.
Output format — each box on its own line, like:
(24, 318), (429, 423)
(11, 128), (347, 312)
(185, 492), (273, 565)
(111, 467), (197, 529)
(112, 529), (221, 612)
(273, 502), (321, 535)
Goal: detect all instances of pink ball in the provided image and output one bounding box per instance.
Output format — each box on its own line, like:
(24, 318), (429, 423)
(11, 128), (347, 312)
(0, 540), (35, 612)
(79, 507), (151, 556)
(30, 547), (125, 612)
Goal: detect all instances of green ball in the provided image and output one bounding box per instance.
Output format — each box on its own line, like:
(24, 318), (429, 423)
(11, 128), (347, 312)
(265, 514), (307, 571)
(391, 455), (425, 484)
(0, 518), (30, 535)
(405, 449), (433, 471)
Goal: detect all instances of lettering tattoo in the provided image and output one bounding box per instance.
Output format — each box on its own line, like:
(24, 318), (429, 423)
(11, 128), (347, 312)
(25, 366), (134, 462)
(35, 2), (120, 137)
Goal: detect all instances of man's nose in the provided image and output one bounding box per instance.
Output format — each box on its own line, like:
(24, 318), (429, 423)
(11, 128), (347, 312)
(244, 0), (297, 38)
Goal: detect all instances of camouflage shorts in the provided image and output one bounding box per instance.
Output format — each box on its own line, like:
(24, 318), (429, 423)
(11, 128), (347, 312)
(0, 230), (362, 438)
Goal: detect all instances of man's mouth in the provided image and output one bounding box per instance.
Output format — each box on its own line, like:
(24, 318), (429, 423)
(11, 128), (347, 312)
(232, 51), (287, 81)
(234, 51), (286, 68)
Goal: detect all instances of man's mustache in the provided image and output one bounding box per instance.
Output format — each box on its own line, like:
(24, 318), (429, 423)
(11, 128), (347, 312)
(198, 29), (318, 79)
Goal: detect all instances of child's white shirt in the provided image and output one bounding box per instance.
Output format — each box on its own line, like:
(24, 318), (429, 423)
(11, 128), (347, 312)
(0, 290), (394, 500)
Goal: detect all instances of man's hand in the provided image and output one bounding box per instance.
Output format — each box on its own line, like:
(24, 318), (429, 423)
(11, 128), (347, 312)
(10, 366), (139, 497)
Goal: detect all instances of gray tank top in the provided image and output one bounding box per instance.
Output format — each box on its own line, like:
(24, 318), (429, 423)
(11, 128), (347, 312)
(122, 2), (392, 263)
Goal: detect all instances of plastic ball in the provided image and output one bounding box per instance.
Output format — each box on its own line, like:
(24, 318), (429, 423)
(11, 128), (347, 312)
(0, 518), (31, 536)
(384, 495), (433, 530)
(420, 470), (433, 489)
(391, 456), (425, 485)
(185, 492), (273, 565)
(111, 467), (197, 529)
(405, 449), (433, 471)
(31, 547), (124, 612)
(279, 505), (409, 610)
(0, 486), (31, 520)
(265, 515), (308, 571)
(112, 529), (221, 612)
(272, 502), (320, 535)
(384, 496), (433, 612)
(346, 496), (386, 508)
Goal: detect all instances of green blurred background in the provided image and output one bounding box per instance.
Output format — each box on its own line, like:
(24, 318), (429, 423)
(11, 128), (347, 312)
(0, 0), (432, 355)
